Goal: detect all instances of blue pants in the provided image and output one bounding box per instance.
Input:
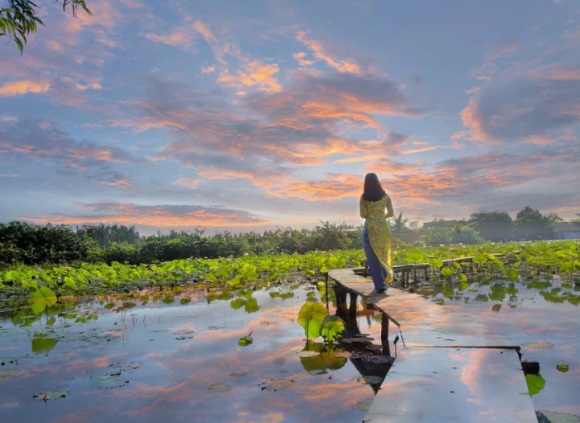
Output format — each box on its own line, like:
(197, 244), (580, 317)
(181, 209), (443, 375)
(363, 223), (386, 290)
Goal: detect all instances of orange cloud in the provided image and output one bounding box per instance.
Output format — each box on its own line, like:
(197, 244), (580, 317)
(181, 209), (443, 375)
(293, 51), (314, 67)
(218, 61), (282, 93)
(144, 27), (196, 47)
(0, 80), (50, 96)
(24, 203), (271, 228)
(459, 97), (499, 144)
(297, 31), (362, 75)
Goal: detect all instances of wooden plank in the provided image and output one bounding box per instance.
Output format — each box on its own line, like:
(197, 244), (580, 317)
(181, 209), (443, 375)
(329, 269), (510, 347)
(328, 268), (537, 423)
(365, 348), (538, 423)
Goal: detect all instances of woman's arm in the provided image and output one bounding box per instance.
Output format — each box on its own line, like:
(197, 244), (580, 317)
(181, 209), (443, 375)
(385, 195), (394, 218)
(359, 196), (368, 218)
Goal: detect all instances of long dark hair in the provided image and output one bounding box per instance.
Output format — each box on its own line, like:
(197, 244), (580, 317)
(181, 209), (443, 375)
(362, 173), (386, 201)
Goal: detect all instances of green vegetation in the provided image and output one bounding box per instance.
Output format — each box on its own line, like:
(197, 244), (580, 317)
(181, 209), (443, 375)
(0, 205), (572, 268)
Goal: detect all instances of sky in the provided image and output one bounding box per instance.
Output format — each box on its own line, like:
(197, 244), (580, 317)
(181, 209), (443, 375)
(1, 0), (579, 235)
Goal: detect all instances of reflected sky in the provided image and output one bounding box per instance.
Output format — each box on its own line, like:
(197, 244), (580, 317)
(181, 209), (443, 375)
(0, 284), (388, 423)
(406, 274), (580, 416)
(1, 272), (578, 421)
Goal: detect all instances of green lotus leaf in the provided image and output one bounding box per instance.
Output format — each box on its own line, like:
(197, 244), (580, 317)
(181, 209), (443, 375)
(238, 332), (253, 346)
(32, 335), (58, 353)
(525, 373), (545, 396)
(320, 315), (345, 342)
(29, 287), (57, 305)
(298, 302), (328, 340)
(556, 364), (569, 373)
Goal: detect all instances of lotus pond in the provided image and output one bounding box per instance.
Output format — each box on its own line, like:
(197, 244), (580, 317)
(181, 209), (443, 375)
(0, 240), (579, 422)
(1, 278), (398, 423)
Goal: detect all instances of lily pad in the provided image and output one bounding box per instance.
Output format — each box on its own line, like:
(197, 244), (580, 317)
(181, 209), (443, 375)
(33, 390), (69, 401)
(258, 378), (296, 392)
(110, 361), (141, 371)
(208, 383), (231, 392)
(92, 372), (130, 389)
(238, 332), (253, 346)
(522, 342), (554, 350)
(298, 302), (328, 340)
(525, 373), (546, 396)
(556, 364), (569, 373)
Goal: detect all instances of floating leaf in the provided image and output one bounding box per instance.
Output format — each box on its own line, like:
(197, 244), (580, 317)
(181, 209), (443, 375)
(32, 335), (58, 353)
(208, 383), (231, 392)
(298, 302), (328, 340)
(556, 364), (569, 373)
(238, 332), (253, 346)
(33, 390), (70, 400)
(525, 373), (546, 396)
(258, 378), (296, 392)
(522, 341), (554, 350)
(92, 372), (129, 389)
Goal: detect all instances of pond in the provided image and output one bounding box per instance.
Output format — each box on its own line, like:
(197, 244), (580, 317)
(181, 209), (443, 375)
(0, 270), (578, 422)
(414, 272), (580, 421)
(0, 280), (393, 423)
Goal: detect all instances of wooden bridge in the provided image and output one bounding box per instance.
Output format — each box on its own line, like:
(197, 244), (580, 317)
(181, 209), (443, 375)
(328, 268), (538, 423)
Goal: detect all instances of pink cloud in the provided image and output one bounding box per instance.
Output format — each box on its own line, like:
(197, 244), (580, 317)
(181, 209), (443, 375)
(0, 80), (50, 97)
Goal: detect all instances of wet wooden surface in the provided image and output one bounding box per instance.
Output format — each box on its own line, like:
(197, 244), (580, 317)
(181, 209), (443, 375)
(328, 268), (538, 423)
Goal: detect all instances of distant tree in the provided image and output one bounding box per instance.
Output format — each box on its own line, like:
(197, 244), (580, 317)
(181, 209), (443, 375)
(450, 226), (485, 245)
(545, 212), (564, 223)
(514, 207), (554, 241)
(418, 225), (452, 246)
(469, 211), (514, 242)
(390, 211), (419, 243)
(0, 0), (91, 53)
(78, 224), (140, 247)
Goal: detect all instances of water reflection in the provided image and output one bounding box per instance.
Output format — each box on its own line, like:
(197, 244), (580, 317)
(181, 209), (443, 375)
(401, 271), (580, 416)
(334, 285), (394, 393)
(0, 283), (392, 423)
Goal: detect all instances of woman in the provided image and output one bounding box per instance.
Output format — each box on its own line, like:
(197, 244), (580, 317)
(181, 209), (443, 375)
(359, 173), (394, 294)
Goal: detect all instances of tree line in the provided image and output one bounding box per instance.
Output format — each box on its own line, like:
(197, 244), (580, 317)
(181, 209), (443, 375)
(0, 206), (574, 267)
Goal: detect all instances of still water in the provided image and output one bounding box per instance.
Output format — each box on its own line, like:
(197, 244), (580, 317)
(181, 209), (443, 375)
(0, 282), (391, 423)
(0, 273), (578, 422)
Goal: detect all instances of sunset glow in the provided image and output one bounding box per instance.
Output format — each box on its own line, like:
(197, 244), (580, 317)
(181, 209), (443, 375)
(1, 0), (578, 234)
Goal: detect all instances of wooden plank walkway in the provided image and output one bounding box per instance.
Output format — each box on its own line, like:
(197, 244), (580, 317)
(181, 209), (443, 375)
(328, 268), (538, 423)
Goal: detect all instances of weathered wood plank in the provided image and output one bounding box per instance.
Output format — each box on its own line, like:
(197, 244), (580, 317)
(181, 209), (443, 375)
(328, 268), (537, 423)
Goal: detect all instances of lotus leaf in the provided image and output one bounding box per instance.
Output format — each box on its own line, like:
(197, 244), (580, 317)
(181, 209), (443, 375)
(320, 315), (345, 342)
(238, 332), (253, 346)
(298, 302), (328, 340)
(525, 373), (546, 396)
